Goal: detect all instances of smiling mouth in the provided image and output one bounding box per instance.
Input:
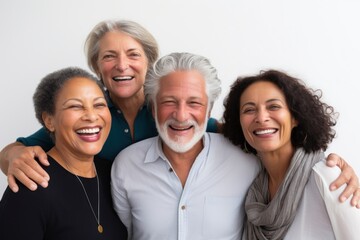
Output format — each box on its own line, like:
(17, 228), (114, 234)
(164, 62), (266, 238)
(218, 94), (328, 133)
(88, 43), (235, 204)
(254, 129), (277, 135)
(76, 127), (101, 135)
(112, 76), (134, 82)
(169, 125), (193, 131)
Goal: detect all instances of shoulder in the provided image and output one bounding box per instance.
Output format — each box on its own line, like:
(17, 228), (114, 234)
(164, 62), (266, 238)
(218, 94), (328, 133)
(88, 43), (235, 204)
(312, 159), (349, 206)
(312, 159), (360, 238)
(94, 157), (112, 178)
(208, 133), (257, 158)
(312, 160), (341, 189)
(118, 136), (156, 156)
(207, 133), (260, 169)
(112, 137), (157, 168)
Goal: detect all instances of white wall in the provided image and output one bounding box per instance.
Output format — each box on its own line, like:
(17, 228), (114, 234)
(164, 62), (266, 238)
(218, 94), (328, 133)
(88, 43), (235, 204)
(1, 0), (359, 195)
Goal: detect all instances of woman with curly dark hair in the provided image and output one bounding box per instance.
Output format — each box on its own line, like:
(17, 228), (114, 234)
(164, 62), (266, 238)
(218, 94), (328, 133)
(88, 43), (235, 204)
(223, 70), (360, 239)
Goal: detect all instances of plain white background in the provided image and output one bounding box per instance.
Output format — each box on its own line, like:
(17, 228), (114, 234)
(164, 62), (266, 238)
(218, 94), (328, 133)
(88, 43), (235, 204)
(0, 0), (359, 196)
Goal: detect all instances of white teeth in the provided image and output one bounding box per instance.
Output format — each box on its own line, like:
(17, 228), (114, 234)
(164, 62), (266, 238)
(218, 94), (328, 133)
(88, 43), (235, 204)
(255, 129), (276, 135)
(175, 127), (190, 130)
(170, 125), (192, 131)
(114, 76), (133, 80)
(76, 128), (100, 134)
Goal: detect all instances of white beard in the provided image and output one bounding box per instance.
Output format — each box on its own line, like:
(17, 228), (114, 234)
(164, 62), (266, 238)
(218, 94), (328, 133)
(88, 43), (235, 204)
(154, 108), (208, 153)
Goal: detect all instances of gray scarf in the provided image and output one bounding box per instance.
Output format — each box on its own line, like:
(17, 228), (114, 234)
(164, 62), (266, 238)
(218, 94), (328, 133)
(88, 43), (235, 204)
(243, 148), (323, 240)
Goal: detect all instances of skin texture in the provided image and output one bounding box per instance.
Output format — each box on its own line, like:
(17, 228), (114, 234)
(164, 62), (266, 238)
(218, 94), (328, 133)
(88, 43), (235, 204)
(43, 77), (111, 176)
(239, 81), (299, 198)
(240, 82), (297, 154)
(97, 31), (148, 102)
(153, 70), (209, 186)
(154, 71), (209, 154)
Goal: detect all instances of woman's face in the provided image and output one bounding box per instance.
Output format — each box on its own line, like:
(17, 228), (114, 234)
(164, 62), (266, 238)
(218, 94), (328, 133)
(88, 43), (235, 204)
(239, 81), (298, 156)
(44, 77), (111, 158)
(97, 31), (148, 100)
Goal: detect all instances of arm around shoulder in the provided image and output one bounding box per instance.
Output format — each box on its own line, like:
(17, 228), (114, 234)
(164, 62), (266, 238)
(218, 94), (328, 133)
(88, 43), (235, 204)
(0, 141), (49, 192)
(313, 161), (360, 239)
(0, 141), (26, 175)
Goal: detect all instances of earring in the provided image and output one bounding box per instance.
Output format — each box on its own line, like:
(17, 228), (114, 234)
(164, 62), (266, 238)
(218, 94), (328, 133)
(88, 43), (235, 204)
(303, 134), (308, 146)
(244, 141), (250, 153)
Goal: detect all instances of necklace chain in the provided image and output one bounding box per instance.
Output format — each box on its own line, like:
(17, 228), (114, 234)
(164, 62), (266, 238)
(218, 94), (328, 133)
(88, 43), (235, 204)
(65, 161), (103, 233)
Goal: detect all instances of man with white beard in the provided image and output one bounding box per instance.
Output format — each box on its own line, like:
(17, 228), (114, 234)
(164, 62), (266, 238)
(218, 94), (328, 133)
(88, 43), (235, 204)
(111, 52), (260, 240)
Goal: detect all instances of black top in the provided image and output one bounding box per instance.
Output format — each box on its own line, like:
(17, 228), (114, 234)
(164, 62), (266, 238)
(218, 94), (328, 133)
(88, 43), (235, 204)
(0, 156), (127, 240)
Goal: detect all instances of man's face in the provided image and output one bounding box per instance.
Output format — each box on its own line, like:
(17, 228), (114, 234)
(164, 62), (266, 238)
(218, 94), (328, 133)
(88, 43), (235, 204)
(153, 70), (209, 153)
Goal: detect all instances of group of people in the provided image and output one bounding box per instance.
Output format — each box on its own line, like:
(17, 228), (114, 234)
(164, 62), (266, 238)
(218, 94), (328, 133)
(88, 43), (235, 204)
(0, 19), (359, 240)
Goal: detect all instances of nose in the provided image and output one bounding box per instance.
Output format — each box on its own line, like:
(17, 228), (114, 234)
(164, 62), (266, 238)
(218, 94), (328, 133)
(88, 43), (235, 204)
(255, 108), (270, 123)
(173, 103), (189, 123)
(115, 55), (129, 71)
(82, 108), (99, 122)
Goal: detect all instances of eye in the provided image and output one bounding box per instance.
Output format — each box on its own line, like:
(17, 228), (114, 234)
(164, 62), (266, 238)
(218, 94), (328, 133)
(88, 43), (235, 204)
(242, 107), (255, 114)
(189, 101), (203, 107)
(128, 52), (141, 59)
(102, 54), (115, 61)
(162, 100), (176, 106)
(67, 104), (83, 110)
(268, 104), (281, 110)
(94, 102), (107, 108)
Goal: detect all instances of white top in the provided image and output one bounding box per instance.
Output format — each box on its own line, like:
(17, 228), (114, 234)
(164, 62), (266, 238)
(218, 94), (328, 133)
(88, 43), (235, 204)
(111, 133), (260, 240)
(285, 160), (360, 240)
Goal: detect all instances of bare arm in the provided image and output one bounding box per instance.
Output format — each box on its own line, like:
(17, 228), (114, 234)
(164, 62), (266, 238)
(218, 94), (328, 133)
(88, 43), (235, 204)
(0, 142), (50, 192)
(325, 153), (360, 208)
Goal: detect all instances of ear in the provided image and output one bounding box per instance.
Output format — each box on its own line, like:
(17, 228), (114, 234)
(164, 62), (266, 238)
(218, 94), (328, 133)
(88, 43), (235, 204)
(291, 117), (299, 128)
(42, 112), (55, 132)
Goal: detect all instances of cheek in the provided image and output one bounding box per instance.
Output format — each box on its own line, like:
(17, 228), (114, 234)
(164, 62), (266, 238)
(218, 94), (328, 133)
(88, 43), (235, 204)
(239, 116), (250, 129)
(239, 117), (253, 136)
(98, 62), (113, 77)
(104, 112), (112, 125)
(134, 61), (148, 75)
(156, 106), (172, 123)
(195, 109), (208, 123)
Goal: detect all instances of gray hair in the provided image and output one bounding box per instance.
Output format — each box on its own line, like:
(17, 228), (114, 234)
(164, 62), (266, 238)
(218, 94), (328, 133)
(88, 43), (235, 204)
(33, 67), (103, 139)
(84, 19), (159, 77)
(145, 52), (222, 110)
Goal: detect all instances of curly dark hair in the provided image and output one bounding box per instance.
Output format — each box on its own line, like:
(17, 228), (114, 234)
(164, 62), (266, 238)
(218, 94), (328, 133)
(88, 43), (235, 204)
(222, 69), (337, 154)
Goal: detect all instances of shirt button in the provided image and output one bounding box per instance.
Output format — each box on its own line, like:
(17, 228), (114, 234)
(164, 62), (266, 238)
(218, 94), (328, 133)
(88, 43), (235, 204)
(124, 129), (129, 133)
(181, 205), (186, 210)
(117, 110), (121, 114)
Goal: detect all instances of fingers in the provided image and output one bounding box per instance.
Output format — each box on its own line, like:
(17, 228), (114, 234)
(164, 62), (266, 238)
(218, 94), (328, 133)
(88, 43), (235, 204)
(335, 177), (356, 203)
(8, 171), (38, 192)
(325, 153), (342, 167)
(350, 188), (360, 208)
(10, 155), (49, 188)
(7, 174), (19, 193)
(328, 161), (360, 205)
(32, 146), (49, 167)
(7, 146), (50, 191)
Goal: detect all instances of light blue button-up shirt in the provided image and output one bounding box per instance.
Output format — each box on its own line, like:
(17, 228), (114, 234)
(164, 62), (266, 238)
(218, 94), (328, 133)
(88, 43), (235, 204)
(111, 133), (260, 240)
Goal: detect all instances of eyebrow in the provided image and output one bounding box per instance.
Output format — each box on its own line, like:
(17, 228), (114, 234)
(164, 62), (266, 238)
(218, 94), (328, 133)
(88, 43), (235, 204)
(62, 96), (106, 105)
(240, 98), (284, 109)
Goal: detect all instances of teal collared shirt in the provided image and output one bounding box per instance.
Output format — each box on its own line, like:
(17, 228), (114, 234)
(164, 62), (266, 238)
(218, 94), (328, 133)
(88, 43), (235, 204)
(17, 93), (218, 161)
